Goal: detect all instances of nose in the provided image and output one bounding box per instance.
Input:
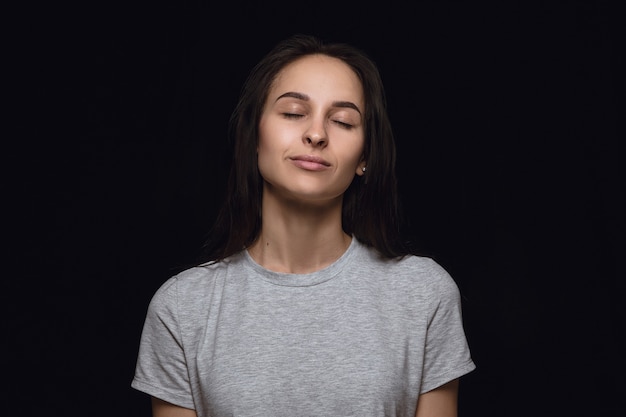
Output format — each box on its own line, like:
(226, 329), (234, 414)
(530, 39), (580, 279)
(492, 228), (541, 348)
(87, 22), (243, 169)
(303, 118), (327, 148)
(305, 135), (326, 147)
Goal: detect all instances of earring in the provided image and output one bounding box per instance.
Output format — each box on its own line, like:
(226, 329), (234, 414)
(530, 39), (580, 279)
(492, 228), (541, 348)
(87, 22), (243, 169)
(362, 167), (367, 172)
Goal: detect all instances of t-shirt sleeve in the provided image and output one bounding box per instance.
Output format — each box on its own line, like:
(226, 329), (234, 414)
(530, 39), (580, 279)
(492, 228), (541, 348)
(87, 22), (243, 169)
(420, 259), (476, 393)
(131, 276), (196, 409)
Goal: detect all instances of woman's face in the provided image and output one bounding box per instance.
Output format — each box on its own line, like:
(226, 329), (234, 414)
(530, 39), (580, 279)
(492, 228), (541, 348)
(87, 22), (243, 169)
(258, 54), (366, 206)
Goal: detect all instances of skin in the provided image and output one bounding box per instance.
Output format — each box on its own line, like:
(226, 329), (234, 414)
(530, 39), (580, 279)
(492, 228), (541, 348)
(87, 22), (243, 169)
(249, 54), (366, 273)
(414, 379), (460, 417)
(151, 398), (196, 417)
(150, 53), (460, 417)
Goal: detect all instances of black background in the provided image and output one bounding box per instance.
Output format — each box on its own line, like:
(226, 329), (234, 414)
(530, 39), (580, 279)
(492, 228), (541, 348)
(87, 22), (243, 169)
(11, 1), (624, 416)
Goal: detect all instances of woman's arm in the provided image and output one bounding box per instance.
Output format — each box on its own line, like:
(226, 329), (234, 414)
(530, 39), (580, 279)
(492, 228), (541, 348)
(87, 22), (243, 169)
(151, 397), (197, 417)
(414, 378), (459, 417)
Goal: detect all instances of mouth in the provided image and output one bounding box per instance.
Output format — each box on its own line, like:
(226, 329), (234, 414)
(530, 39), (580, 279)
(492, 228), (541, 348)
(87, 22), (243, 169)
(289, 155), (331, 171)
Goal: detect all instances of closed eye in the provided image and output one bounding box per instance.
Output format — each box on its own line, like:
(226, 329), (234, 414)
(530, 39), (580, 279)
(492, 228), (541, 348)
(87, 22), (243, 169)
(333, 120), (354, 129)
(283, 113), (304, 119)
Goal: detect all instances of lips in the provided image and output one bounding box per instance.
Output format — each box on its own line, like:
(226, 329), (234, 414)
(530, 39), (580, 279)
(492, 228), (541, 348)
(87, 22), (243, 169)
(289, 155), (331, 171)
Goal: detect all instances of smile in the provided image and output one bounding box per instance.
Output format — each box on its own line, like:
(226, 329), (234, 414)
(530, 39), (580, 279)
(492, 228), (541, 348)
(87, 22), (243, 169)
(289, 155), (331, 171)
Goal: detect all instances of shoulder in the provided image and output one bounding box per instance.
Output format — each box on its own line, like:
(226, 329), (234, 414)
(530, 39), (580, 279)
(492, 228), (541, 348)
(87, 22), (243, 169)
(400, 255), (461, 303)
(148, 254), (245, 311)
(355, 243), (460, 302)
(358, 243), (455, 284)
(396, 255), (458, 291)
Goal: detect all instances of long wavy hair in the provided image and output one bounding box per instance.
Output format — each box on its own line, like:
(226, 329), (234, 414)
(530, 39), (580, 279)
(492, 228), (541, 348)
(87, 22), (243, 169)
(197, 34), (413, 264)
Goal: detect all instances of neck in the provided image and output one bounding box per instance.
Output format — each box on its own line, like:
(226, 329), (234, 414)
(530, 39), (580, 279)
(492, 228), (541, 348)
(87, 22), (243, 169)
(247, 192), (351, 274)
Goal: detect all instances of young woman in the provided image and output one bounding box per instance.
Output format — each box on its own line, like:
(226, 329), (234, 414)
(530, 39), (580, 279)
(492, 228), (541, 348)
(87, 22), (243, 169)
(132, 34), (475, 417)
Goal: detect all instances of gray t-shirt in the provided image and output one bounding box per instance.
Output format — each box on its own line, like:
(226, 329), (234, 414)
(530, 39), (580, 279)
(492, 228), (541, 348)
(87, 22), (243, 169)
(132, 238), (475, 416)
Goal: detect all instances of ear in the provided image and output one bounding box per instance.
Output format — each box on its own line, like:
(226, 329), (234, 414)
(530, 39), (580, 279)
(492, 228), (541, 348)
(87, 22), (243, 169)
(355, 160), (367, 176)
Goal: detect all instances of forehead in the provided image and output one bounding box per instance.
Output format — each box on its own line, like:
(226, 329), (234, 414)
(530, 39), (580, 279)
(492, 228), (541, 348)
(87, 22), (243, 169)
(269, 54), (364, 104)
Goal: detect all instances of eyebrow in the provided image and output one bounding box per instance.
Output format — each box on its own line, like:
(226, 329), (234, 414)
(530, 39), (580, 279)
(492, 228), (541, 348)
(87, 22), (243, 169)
(275, 91), (362, 115)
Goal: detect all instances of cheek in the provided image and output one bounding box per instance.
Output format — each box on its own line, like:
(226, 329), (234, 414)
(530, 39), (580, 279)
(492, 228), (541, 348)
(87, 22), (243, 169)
(256, 137), (272, 174)
(257, 131), (279, 162)
(258, 117), (285, 152)
(342, 139), (365, 167)
(257, 120), (274, 160)
(256, 125), (284, 178)
(257, 118), (298, 165)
